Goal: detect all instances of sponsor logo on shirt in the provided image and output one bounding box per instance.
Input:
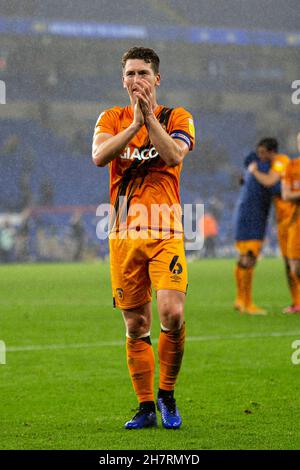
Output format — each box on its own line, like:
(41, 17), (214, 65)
(120, 147), (159, 160)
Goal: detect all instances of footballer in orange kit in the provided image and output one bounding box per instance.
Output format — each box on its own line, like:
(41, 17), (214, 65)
(248, 138), (297, 312)
(281, 132), (300, 314)
(92, 47), (195, 429)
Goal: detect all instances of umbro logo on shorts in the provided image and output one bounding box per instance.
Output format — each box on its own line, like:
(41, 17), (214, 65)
(169, 255), (183, 282)
(169, 255), (183, 275)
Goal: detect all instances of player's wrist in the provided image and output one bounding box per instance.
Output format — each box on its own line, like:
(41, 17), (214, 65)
(130, 121), (143, 133)
(144, 111), (156, 120)
(144, 112), (156, 128)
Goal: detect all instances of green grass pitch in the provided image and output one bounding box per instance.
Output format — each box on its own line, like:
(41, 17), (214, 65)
(1, 258), (300, 450)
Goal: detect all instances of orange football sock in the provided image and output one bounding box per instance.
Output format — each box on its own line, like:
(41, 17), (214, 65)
(158, 322), (186, 392)
(235, 264), (245, 305)
(235, 265), (254, 307)
(290, 272), (300, 305)
(243, 267), (254, 307)
(126, 337), (155, 403)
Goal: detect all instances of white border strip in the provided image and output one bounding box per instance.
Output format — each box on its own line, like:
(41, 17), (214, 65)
(6, 330), (300, 353)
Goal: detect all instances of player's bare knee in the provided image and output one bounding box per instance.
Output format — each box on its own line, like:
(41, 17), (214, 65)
(290, 261), (300, 278)
(125, 314), (150, 339)
(160, 304), (184, 331)
(238, 252), (257, 269)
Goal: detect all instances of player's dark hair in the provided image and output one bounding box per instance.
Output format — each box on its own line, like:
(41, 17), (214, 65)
(122, 46), (160, 75)
(257, 138), (278, 153)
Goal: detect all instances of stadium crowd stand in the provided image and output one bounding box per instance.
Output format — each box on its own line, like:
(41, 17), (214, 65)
(1, 0), (299, 260)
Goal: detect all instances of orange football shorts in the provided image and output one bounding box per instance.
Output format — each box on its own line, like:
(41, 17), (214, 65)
(287, 217), (300, 260)
(235, 240), (263, 257)
(109, 234), (188, 310)
(277, 221), (290, 258)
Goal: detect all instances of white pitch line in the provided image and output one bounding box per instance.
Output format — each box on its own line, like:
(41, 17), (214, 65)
(0, 299), (291, 308)
(7, 340), (124, 352)
(6, 330), (300, 353)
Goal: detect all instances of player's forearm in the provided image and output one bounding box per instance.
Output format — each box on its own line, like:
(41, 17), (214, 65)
(282, 188), (300, 201)
(252, 169), (277, 187)
(92, 123), (141, 167)
(145, 114), (184, 167)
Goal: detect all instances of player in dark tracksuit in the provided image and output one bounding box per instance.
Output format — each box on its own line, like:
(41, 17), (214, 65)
(234, 152), (272, 315)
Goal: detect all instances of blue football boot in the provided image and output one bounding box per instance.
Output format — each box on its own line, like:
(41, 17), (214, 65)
(124, 408), (157, 430)
(157, 396), (182, 429)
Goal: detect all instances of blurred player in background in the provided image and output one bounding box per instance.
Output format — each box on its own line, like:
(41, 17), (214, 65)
(248, 138), (296, 310)
(281, 132), (300, 314)
(199, 212), (219, 258)
(92, 47), (195, 429)
(234, 151), (272, 315)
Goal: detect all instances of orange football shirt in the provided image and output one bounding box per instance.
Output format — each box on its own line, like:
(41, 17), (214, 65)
(282, 157), (300, 223)
(271, 153), (292, 223)
(94, 105), (195, 235)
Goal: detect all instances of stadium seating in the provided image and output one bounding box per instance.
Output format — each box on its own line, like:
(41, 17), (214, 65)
(0, 111), (255, 207)
(3, 0), (298, 30)
(2, 0), (175, 25)
(155, 0), (300, 30)
(0, 108), (258, 258)
(0, 118), (109, 209)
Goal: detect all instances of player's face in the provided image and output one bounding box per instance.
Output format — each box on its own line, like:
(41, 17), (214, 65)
(257, 146), (272, 162)
(122, 59), (160, 100)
